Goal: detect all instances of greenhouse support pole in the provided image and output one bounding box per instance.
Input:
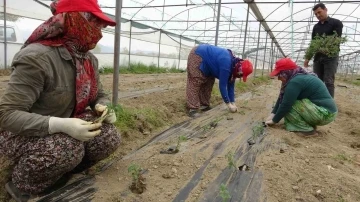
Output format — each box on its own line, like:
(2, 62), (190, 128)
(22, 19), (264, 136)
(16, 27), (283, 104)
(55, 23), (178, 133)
(4, 0), (7, 69)
(262, 34), (268, 76)
(128, 20), (132, 68)
(112, 0), (123, 105)
(242, 3), (250, 58)
(178, 36), (182, 69)
(290, 0), (294, 57)
(162, 0), (165, 20)
(214, 0), (221, 46)
(254, 22), (261, 77)
(354, 19), (358, 40)
(351, 54), (358, 81)
(158, 30), (162, 68)
(269, 40), (274, 72)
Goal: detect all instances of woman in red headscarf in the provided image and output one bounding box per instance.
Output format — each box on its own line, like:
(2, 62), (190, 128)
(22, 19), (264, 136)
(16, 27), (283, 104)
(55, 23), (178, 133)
(0, 0), (120, 200)
(186, 44), (253, 117)
(265, 58), (337, 135)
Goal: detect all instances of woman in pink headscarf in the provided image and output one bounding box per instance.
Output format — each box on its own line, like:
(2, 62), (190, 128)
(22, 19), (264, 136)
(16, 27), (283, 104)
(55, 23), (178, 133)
(0, 0), (120, 200)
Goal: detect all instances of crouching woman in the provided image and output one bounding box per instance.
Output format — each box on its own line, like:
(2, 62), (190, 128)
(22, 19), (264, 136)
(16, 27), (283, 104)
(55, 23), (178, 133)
(265, 58), (337, 134)
(0, 0), (121, 201)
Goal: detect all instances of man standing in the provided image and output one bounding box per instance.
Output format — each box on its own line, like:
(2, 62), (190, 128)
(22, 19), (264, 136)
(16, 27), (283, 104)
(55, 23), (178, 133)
(304, 3), (343, 98)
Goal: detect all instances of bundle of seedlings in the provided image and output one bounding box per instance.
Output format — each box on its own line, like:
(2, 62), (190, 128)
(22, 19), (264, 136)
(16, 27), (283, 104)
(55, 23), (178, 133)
(304, 31), (347, 60)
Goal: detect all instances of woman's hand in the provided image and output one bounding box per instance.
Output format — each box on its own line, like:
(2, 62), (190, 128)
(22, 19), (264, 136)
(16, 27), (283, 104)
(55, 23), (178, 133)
(94, 104), (117, 124)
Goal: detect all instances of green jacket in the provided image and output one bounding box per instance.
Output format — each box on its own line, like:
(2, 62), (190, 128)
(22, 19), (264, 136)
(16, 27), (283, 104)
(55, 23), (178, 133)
(272, 74), (337, 123)
(0, 43), (109, 137)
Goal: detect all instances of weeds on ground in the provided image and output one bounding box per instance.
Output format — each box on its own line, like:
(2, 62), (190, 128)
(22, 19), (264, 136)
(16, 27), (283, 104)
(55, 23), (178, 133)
(225, 151), (236, 170)
(99, 62), (184, 74)
(219, 183), (231, 202)
(338, 195), (347, 202)
(334, 153), (352, 163)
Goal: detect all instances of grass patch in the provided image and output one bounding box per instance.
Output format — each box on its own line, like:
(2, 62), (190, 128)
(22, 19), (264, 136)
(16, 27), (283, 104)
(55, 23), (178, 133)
(334, 153), (352, 163)
(100, 62), (184, 74)
(235, 76), (270, 93)
(112, 104), (167, 134)
(337, 76), (360, 86)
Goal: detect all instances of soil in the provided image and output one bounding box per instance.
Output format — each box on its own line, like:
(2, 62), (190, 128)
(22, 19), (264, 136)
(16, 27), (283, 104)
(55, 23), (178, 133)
(0, 73), (359, 202)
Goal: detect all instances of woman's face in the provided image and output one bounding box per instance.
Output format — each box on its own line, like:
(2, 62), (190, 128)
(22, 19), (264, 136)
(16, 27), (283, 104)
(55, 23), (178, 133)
(278, 75), (286, 82)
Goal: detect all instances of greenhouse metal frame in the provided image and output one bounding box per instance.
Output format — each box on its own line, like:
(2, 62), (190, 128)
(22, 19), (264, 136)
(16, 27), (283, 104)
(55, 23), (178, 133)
(1, 0), (360, 102)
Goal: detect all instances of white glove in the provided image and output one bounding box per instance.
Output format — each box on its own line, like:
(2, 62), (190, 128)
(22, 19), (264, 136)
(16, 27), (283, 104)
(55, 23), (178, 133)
(226, 103), (238, 113)
(266, 113), (275, 122)
(94, 104), (117, 124)
(48, 117), (102, 141)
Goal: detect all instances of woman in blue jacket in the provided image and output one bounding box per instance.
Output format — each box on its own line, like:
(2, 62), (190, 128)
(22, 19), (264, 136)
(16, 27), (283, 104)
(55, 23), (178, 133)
(186, 44), (253, 117)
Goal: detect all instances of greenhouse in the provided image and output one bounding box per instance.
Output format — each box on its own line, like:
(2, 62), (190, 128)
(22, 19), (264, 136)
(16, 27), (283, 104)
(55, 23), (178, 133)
(0, 1), (360, 202)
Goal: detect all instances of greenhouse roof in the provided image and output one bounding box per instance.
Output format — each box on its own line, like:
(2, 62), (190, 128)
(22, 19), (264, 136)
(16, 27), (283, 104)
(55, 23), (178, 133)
(2, 0), (360, 62)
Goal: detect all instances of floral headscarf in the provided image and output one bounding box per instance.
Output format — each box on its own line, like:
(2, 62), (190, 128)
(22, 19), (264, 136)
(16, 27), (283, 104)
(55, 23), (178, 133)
(22, 0), (106, 116)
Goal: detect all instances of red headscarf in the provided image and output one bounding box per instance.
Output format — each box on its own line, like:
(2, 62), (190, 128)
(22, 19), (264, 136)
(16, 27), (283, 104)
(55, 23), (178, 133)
(22, 0), (106, 116)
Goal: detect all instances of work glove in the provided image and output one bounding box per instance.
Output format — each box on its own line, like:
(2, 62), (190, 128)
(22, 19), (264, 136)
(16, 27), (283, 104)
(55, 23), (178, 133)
(266, 113), (275, 122)
(226, 103), (238, 113)
(48, 117), (102, 141)
(94, 104), (117, 124)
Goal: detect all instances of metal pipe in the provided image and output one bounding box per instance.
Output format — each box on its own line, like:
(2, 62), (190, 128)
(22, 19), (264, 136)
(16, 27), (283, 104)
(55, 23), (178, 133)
(178, 36), (182, 69)
(290, 0), (294, 57)
(351, 53), (358, 81)
(268, 40), (273, 72)
(242, 3), (250, 57)
(254, 22), (262, 77)
(4, 0), (7, 69)
(214, 0), (222, 46)
(162, 0), (166, 21)
(262, 34), (268, 76)
(128, 20), (132, 68)
(112, 0), (123, 105)
(114, 1), (360, 9)
(158, 30), (162, 68)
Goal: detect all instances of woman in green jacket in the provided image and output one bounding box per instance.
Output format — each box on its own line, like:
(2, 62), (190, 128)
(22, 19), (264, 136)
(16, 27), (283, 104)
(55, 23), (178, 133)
(265, 58), (337, 134)
(0, 0), (120, 200)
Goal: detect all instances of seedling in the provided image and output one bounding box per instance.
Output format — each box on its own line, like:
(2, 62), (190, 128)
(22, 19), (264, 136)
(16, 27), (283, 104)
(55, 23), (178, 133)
(128, 163), (146, 194)
(225, 151), (236, 170)
(202, 117), (222, 132)
(252, 122), (265, 139)
(93, 104), (119, 124)
(219, 183), (231, 202)
(176, 135), (188, 152)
